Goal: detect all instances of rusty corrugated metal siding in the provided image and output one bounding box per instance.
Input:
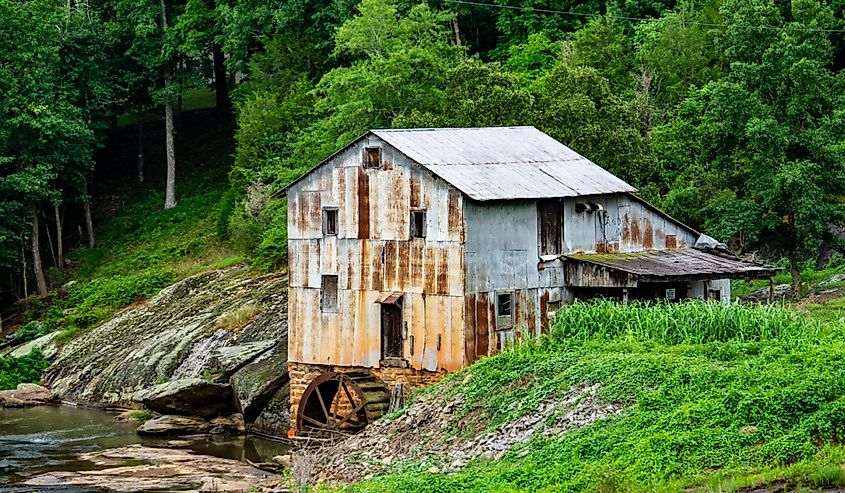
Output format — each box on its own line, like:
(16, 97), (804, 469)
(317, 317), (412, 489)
(288, 136), (465, 372)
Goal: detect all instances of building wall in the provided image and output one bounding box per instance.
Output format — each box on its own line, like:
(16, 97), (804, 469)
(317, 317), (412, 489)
(287, 135), (466, 373)
(562, 193), (698, 254)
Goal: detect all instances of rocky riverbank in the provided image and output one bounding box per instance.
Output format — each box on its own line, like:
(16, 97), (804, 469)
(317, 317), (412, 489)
(11, 267), (291, 437)
(23, 444), (286, 492)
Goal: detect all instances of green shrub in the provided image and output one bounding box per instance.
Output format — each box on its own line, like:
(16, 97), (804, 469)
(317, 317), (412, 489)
(13, 321), (49, 344)
(68, 269), (171, 310)
(228, 205), (263, 252)
(216, 188), (238, 241)
(0, 348), (50, 390)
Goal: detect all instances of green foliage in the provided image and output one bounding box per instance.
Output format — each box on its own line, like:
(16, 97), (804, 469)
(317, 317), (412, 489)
(0, 348), (49, 391)
(341, 301), (845, 492)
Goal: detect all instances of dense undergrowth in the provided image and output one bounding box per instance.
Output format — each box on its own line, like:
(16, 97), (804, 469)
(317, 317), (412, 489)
(0, 349), (49, 391)
(342, 301), (845, 493)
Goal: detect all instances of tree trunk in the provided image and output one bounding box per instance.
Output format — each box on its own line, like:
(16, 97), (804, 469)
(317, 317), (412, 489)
(30, 205), (48, 296)
(160, 0), (177, 210)
(83, 201), (95, 248)
(789, 256), (801, 298)
(137, 109), (144, 183)
(54, 204), (63, 270)
(43, 209), (57, 269)
(20, 232), (27, 298)
(212, 43), (230, 113)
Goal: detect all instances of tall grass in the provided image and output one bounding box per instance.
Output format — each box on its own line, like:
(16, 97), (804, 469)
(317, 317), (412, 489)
(547, 300), (832, 346)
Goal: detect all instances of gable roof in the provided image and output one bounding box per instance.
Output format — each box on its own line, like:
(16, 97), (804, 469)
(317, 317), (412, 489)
(373, 127), (636, 201)
(280, 126), (637, 201)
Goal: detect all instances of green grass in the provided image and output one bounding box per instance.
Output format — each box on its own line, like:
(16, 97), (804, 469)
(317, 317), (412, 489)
(339, 301), (845, 493)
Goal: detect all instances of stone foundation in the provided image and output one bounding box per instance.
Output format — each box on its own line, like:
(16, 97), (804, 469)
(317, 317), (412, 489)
(288, 362), (445, 432)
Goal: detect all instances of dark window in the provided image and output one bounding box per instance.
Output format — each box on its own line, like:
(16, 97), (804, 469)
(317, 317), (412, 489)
(321, 275), (338, 313)
(708, 288), (722, 301)
(364, 146), (382, 168)
(496, 292), (514, 330)
(410, 210), (426, 238)
(381, 302), (403, 363)
(538, 199), (564, 256)
(323, 208), (338, 235)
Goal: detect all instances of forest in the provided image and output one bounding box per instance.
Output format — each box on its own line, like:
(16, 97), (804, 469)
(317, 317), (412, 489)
(2, 0), (845, 305)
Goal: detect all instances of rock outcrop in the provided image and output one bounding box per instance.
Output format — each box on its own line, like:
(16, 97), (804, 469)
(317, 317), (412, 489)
(132, 379), (235, 418)
(0, 383), (58, 407)
(23, 444), (284, 492)
(40, 268), (290, 436)
(136, 413), (246, 436)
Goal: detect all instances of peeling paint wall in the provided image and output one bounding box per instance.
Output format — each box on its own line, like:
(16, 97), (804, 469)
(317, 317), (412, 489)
(287, 136), (465, 372)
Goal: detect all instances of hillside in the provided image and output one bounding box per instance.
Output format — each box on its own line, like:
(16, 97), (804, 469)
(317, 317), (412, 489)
(295, 301), (845, 493)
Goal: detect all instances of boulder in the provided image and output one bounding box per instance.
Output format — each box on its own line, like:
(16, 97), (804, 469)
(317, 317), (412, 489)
(132, 378), (235, 418)
(136, 415), (212, 435)
(230, 343), (289, 420)
(136, 413), (246, 436)
(0, 383), (57, 407)
(212, 341), (275, 374)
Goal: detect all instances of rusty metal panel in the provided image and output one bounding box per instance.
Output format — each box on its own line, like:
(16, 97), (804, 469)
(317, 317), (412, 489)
(565, 260), (638, 288)
(565, 249), (778, 281)
(372, 127), (636, 201)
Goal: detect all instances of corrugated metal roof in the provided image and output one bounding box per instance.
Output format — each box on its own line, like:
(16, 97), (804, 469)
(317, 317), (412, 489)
(372, 127), (637, 201)
(565, 249), (777, 280)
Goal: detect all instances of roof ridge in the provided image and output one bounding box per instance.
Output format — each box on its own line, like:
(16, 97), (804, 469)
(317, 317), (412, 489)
(372, 126), (537, 132)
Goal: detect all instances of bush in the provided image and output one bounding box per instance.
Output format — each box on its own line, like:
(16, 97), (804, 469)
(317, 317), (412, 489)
(0, 348), (50, 390)
(68, 269), (171, 311)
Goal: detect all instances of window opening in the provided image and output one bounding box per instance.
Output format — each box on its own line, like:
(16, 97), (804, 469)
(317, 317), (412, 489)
(496, 292), (514, 330)
(364, 146), (382, 169)
(321, 275), (338, 313)
(538, 199), (563, 256)
(410, 210), (426, 238)
(323, 208), (338, 236)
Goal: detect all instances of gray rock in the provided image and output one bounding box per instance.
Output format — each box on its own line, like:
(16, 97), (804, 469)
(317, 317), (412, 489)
(132, 378), (235, 418)
(42, 269), (288, 406)
(230, 343), (289, 420)
(250, 385), (291, 437)
(213, 341), (276, 374)
(137, 415), (212, 435)
(209, 413), (246, 435)
(3, 332), (59, 359)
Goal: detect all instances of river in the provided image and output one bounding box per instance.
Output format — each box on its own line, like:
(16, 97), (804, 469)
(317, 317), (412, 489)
(0, 405), (290, 491)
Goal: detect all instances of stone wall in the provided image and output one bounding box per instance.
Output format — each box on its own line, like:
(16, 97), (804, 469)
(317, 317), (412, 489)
(288, 362), (445, 432)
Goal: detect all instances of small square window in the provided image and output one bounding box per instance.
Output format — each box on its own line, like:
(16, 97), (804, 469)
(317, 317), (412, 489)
(410, 210), (426, 238)
(708, 289), (721, 301)
(321, 275), (338, 313)
(364, 146), (382, 169)
(323, 208), (338, 236)
(496, 292), (514, 330)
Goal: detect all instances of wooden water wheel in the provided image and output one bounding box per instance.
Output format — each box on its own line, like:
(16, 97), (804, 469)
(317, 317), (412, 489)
(296, 371), (390, 436)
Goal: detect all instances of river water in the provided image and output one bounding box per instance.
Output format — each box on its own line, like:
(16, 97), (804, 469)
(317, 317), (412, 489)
(0, 406), (290, 491)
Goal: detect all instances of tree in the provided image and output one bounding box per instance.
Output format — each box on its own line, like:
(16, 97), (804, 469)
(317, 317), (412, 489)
(652, 0), (845, 294)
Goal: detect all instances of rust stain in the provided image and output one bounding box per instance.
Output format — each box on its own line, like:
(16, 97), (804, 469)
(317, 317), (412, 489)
(301, 241), (310, 289)
(621, 212), (630, 245)
(643, 219), (654, 250)
(464, 294), (477, 364)
(436, 248), (449, 295)
(476, 292), (489, 357)
(384, 241), (397, 290)
(608, 241), (619, 253)
(596, 241), (607, 254)
(409, 173), (421, 209)
(525, 290), (537, 336)
(539, 290), (549, 330)
(360, 241), (370, 290)
(371, 243), (383, 291)
(665, 234), (677, 249)
(398, 241), (411, 290)
(357, 168), (370, 239)
(447, 188), (462, 241)
(423, 247), (436, 294)
(410, 242), (423, 284)
(631, 215), (641, 246)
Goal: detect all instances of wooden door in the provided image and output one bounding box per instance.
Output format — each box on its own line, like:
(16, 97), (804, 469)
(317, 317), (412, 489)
(381, 303), (402, 360)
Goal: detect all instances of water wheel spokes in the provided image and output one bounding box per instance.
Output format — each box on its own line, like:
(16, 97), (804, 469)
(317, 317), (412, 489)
(296, 371), (390, 436)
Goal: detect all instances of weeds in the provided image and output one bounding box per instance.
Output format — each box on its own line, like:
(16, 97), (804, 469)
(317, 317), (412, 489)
(0, 348), (49, 390)
(214, 303), (264, 332)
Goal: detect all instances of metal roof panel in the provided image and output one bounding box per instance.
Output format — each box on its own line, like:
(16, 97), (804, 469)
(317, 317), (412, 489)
(565, 249), (777, 279)
(373, 127), (637, 200)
